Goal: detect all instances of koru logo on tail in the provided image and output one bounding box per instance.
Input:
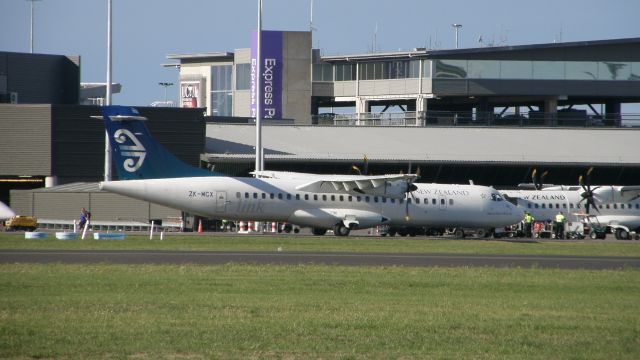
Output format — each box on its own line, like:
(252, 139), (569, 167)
(114, 129), (146, 172)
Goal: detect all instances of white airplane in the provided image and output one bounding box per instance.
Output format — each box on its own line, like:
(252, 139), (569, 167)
(97, 106), (523, 236)
(0, 200), (16, 220)
(501, 169), (640, 239)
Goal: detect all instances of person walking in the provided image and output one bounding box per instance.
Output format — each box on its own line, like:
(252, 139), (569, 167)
(78, 207), (88, 231)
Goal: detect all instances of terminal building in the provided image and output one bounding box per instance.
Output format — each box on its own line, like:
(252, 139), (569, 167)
(167, 34), (640, 126)
(167, 33), (640, 185)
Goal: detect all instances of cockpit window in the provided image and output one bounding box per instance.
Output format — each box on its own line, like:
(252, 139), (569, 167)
(490, 193), (503, 202)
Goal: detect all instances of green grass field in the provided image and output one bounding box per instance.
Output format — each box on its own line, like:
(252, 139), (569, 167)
(1, 263), (639, 359)
(2, 232), (640, 257)
(1, 233), (640, 358)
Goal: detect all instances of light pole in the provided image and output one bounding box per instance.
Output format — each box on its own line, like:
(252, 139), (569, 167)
(452, 23), (462, 49)
(105, 0), (113, 182)
(26, 0), (42, 53)
(158, 82), (173, 104)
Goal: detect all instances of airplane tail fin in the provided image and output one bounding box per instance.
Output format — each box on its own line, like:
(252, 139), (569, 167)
(101, 105), (222, 180)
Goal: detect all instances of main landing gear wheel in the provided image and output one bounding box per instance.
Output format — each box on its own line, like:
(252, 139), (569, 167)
(333, 224), (350, 237)
(311, 228), (327, 236)
(454, 228), (465, 239)
(615, 228), (630, 240)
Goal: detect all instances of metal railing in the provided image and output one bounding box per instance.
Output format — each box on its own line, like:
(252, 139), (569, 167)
(36, 219), (183, 232)
(314, 111), (640, 128)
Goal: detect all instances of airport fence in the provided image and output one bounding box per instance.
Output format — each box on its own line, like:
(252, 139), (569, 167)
(314, 111), (640, 128)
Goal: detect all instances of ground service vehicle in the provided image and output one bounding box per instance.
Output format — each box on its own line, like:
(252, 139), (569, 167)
(4, 215), (37, 231)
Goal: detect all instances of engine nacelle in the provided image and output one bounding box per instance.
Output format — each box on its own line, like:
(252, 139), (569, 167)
(352, 180), (412, 199)
(289, 208), (390, 229)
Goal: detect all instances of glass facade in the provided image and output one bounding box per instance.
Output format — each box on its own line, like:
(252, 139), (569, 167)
(433, 59), (640, 81)
(433, 60), (467, 78)
(211, 65), (233, 116)
(312, 63), (334, 81)
(314, 60), (424, 82)
(357, 60), (422, 80)
(235, 63), (251, 90)
(335, 64), (356, 81)
(311, 59), (640, 83)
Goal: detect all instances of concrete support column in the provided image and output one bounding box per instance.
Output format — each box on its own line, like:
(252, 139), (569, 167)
(356, 98), (369, 123)
(416, 97), (428, 126)
(476, 97), (493, 125)
(544, 98), (558, 126)
(605, 101), (621, 127)
(310, 99), (320, 124)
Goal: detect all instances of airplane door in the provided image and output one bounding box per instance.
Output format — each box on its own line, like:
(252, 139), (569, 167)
(439, 195), (447, 210)
(216, 192), (227, 213)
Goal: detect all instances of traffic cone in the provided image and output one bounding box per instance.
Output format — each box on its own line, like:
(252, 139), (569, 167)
(197, 219), (203, 233)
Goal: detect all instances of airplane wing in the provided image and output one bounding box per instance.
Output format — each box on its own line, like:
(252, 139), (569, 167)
(620, 186), (640, 200)
(516, 183), (557, 190)
(251, 170), (324, 180)
(253, 170), (417, 184)
(293, 174), (419, 199)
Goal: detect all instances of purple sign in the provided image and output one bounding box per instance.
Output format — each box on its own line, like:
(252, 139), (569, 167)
(251, 30), (283, 119)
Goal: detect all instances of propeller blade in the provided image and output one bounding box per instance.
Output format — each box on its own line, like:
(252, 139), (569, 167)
(585, 167), (594, 189)
(532, 169), (539, 190)
(540, 171), (549, 185)
(415, 166), (421, 179)
(579, 175), (588, 192)
(362, 155), (369, 175)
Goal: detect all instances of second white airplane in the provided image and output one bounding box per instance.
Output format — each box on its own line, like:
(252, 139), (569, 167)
(501, 169), (640, 239)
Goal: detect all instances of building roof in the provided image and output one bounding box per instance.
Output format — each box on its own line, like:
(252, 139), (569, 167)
(205, 124), (640, 166)
(321, 37), (640, 62)
(166, 52), (234, 62)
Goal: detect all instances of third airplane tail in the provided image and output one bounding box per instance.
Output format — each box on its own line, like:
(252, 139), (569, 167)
(101, 105), (221, 180)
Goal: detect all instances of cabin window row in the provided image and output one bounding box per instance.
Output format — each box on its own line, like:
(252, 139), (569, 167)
(527, 202), (640, 210)
(598, 203), (640, 210)
(235, 192), (454, 206)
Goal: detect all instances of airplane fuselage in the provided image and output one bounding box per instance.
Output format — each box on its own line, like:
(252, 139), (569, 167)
(502, 188), (640, 231)
(101, 177), (523, 230)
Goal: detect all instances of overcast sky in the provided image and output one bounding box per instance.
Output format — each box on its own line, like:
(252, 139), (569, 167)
(1, 0), (639, 109)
